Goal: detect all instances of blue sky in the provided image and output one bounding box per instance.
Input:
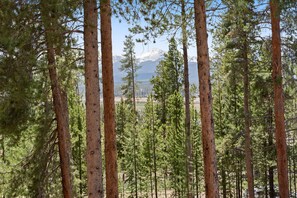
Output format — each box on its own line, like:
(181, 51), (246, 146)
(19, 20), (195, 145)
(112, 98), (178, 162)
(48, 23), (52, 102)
(111, 17), (199, 58)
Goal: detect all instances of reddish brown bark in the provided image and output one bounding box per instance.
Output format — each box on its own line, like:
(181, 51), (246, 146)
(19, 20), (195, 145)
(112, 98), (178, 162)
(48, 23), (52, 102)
(194, 0), (219, 197)
(84, 0), (104, 197)
(47, 49), (73, 198)
(270, 0), (289, 197)
(243, 40), (255, 198)
(41, 2), (73, 197)
(100, 0), (119, 197)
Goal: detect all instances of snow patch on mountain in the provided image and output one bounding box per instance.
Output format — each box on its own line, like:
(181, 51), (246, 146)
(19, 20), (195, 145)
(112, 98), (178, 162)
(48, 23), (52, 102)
(137, 48), (165, 62)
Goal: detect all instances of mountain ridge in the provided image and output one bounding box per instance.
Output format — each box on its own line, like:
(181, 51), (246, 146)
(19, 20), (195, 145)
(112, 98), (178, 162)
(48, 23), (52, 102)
(113, 48), (198, 96)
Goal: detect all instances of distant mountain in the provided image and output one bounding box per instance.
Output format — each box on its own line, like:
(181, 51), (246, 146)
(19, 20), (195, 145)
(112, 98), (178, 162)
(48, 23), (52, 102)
(138, 48), (165, 62)
(113, 48), (198, 85)
(85, 48), (199, 96)
(113, 49), (198, 96)
(79, 49), (198, 97)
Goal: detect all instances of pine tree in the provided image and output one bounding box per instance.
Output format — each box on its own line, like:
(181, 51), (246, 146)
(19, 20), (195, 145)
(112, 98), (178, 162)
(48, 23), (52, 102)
(40, 0), (73, 196)
(142, 95), (159, 198)
(194, 0), (219, 196)
(270, 0), (289, 196)
(84, 0), (104, 196)
(151, 38), (183, 126)
(119, 35), (140, 197)
(120, 35), (140, 108)
(166, 92), (186, 197)
(100, 0), (119, 196)
(180, 1), (193, 196)
(150, 38), (183, 197)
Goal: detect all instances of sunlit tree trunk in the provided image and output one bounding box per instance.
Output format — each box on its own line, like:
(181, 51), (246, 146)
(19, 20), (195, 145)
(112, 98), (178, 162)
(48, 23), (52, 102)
(100, 0), (119, 197)
(83, 0), (104, 197)
(270, 1), (289, 197)
(40, 1), (73, 196)
(194, 0), (219, 197)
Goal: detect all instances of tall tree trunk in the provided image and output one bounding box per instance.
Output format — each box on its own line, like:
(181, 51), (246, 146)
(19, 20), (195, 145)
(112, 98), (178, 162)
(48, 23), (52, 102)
(46, 34), (73, 198)
(84, 0), (104, 197)
(152, 98), (158, 198)
(131, 55), (138, 198)
(194, 0), (219, 197)
(41, 3), (73, 197)
(100, 0), (119, 197)
(243, 39), (255, 198)
(130, 51), (138, 198)
(269, 167), (275, 198)
(270, 1), (289, 197)
(181, 1), (193, 197)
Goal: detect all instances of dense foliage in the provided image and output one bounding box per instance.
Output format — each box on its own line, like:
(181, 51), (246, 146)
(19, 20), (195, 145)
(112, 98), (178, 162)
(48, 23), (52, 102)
(0, 0), (296, 197)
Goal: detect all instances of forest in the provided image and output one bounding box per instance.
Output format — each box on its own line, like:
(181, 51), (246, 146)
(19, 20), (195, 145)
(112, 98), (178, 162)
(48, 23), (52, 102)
(0, 0), (296, 197)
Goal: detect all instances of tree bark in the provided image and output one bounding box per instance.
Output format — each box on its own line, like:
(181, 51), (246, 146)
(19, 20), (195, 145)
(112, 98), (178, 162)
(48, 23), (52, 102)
(243, 39), (255, 198)
(41, 2), (73, 197)
(194, 0), (219, 197)
(100, 0), (119, 197)
(270, 1), (289, 197)
(181, 1), (193, 197)
(46, 33), (73, 198)
(84, 0), (104, 197)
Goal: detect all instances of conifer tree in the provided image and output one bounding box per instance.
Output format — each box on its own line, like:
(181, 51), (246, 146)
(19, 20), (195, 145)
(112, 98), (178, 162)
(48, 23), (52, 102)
(142, 95), (159, 198)
(119, 34), (140, 197)
(151, 38), (183, 126)
(194, 0), (219, 196)
(151, 38), (184, 197)
(40, 0), (73, 196)
(84, 0), (104, 196)
(100, 0), (119, 196)
(166, 92), (186, 197)
(120, 35), (140, 107)
(270, 0), (289, 196)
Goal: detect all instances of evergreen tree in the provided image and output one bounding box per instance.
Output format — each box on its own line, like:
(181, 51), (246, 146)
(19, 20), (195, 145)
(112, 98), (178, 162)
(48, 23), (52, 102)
(120, 35), (140, 197)
(270, 0), (289, 196)
(194, 0), (219, 196)
(84, 0), (104, 196)
(100, 0), (119, 196)
(120, 35), (140, 107)
(40, 0), (74, 196)
(166, 92), (186, 197)
(141, 95), (159, 198)
(151, 38), (183, 127)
